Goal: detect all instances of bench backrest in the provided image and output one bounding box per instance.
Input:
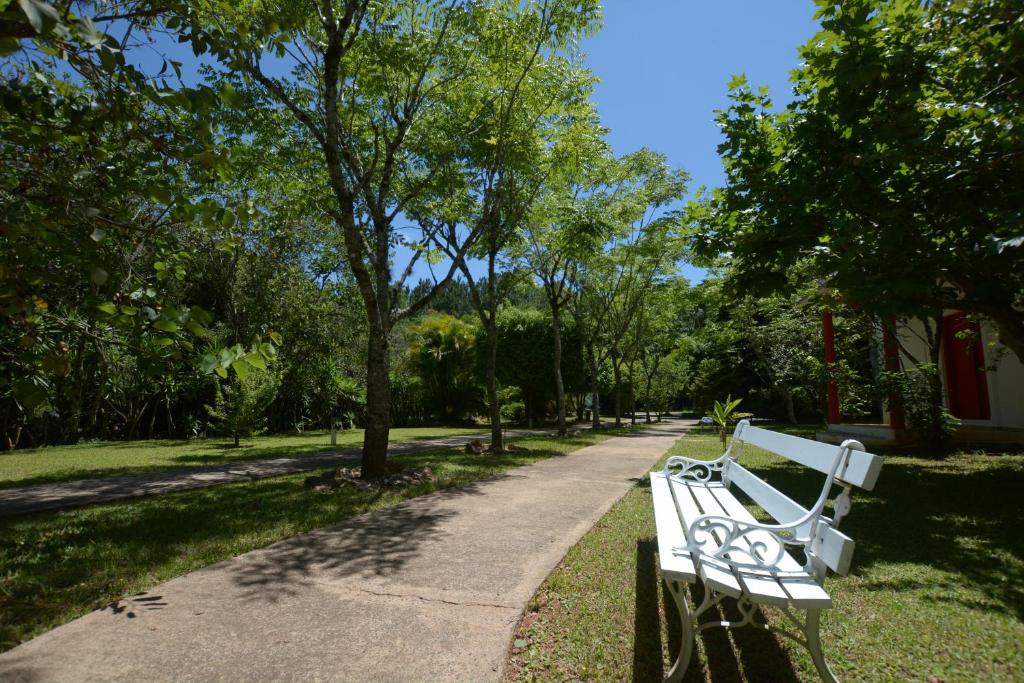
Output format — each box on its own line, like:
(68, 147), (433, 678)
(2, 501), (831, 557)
(731, 421), (883, 491)
(722, 420), (883, 576)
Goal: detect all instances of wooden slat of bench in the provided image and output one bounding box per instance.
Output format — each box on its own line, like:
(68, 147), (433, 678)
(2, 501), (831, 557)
(812, 523), (856, 577)
(739, 425), (883, 490)
(704, 485), (832, 609)
(650, 473), (697, 582)
(689, 484), (792, 606)
(727, 462), (813, 537)
(667, 478), (743, 598)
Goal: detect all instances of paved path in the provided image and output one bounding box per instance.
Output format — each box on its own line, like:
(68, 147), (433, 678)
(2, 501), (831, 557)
(0, 429), (557, 518)
(0, 419), (691, 682)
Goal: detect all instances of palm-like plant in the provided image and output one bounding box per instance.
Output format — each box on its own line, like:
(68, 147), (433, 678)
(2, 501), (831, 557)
(711, 395), (743, 448)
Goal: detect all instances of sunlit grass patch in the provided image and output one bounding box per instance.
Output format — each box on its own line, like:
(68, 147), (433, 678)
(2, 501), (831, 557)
(0, 426), (489, 488)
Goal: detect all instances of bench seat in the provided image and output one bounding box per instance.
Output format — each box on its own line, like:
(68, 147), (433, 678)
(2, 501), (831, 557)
(652, 472), (831, 608)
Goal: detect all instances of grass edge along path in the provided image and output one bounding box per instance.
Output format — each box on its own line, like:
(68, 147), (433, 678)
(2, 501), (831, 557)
(0, 425), (652, 653)
(503, 432), (1024, 682)
(0, 426), (490, 489)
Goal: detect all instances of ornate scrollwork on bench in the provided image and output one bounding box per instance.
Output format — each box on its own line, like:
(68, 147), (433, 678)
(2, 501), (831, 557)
(677, 514), (807, 572)
(663, 455), (726, 483)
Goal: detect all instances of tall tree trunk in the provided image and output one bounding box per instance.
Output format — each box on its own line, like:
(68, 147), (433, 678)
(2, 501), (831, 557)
(643, 370), (654, 423)
(552, 303), (567, 436)
(628, 361), (636, 426)
(589, 352), (601, 431)
(147, 394), (158, 439)
(62, 334), (89, 443)
(611, 350), (622, 428)
(922, 315), (947, 448)
(645, 385), (652, 423)
(784, 390), (798, 425)
(362, 320), (392, 479)
(485, 316), (502, 452)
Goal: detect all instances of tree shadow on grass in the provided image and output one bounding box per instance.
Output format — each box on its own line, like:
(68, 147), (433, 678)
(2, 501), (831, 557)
(633, 538), (800, 683)
(743, 454), (1024, 622)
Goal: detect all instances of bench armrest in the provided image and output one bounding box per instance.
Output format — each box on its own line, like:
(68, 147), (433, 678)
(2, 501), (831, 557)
(681, 514), (809, 571)
(663, 455), (727, 483)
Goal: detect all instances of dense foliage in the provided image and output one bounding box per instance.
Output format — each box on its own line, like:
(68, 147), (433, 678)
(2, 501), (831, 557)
(3, 0), (1014, 461)
(692, 0), (1024, 361)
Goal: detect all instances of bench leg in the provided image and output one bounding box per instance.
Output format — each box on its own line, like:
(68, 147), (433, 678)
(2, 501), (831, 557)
(804, 609), (838, 683)
(663, 579), (695, 683)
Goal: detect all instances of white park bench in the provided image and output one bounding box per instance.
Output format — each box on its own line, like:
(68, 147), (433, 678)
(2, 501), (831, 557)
(650, 419), (883, 682)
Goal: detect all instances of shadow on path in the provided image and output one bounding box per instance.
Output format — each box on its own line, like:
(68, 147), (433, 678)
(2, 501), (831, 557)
(227, 474), (513, 602)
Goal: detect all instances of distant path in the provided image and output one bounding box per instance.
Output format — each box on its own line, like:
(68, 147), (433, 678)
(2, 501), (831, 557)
(0, 419), (693, 682)
(0, 428), (561, 518)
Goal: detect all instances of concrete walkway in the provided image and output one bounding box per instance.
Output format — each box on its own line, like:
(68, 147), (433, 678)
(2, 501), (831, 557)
(0, 429), (555, 518)
(0, 419), (691, 682)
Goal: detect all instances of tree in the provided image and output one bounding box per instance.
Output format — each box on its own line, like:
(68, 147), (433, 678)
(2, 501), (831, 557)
(518, 115), (611, 436)
(493, 305), (584, 427)
(692, 0), (1024, 362)
(206, 368), (281, 447)
(0, 0), (279, 448)
(571, 149), (687, 428)
(404, 313), (482, 422)
(425, 0), (600, 451)
(181, 0), (600, 477)
(634, 279), (691, 423)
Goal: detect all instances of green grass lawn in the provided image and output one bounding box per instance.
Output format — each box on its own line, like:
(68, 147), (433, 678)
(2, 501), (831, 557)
(505, 432), (1024, 682)
(0, 427), (637, 653)
(0, 427), (489, 489)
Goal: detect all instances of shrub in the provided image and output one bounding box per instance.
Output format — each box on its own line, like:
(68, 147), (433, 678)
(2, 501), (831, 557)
(205, 369), (281, 447)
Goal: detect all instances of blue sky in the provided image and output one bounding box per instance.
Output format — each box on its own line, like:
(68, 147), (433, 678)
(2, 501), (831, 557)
(582, 1), (821, 283)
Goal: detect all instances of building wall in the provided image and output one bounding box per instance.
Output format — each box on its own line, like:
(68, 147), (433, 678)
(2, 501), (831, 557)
(896, 316), (1024, 430)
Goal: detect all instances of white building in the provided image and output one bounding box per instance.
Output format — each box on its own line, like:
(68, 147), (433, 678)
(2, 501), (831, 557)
(820, 311), (1024, 446)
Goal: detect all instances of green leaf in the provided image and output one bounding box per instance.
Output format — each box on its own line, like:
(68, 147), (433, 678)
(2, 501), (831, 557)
(90, 228), (106, 242)
(219, 82), (244, 107)
(186, 319), (206, 336)
(151, 336), (174, 347)
(17, 0), (60, 34)
(230, 359), (251, 379)
(153, 320), (179, 332)
(149, 186), (173, 204)
(90, 267), (108, 286)
(13, 381), (47, 409)
(243, 352), (266, 370)
(199, 353), (219, 374)
(268, 330), (283, 346)
(97, 302), (117, 315)
(0, 37), (20, 57)
(215, 366), (228, 379)
(41, 355), (71, 377)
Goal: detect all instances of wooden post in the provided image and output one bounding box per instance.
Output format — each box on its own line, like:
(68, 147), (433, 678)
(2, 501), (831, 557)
(822, 309), (841, 425)
(330, 420), (337, 446)
(882, 320), (906, 430)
